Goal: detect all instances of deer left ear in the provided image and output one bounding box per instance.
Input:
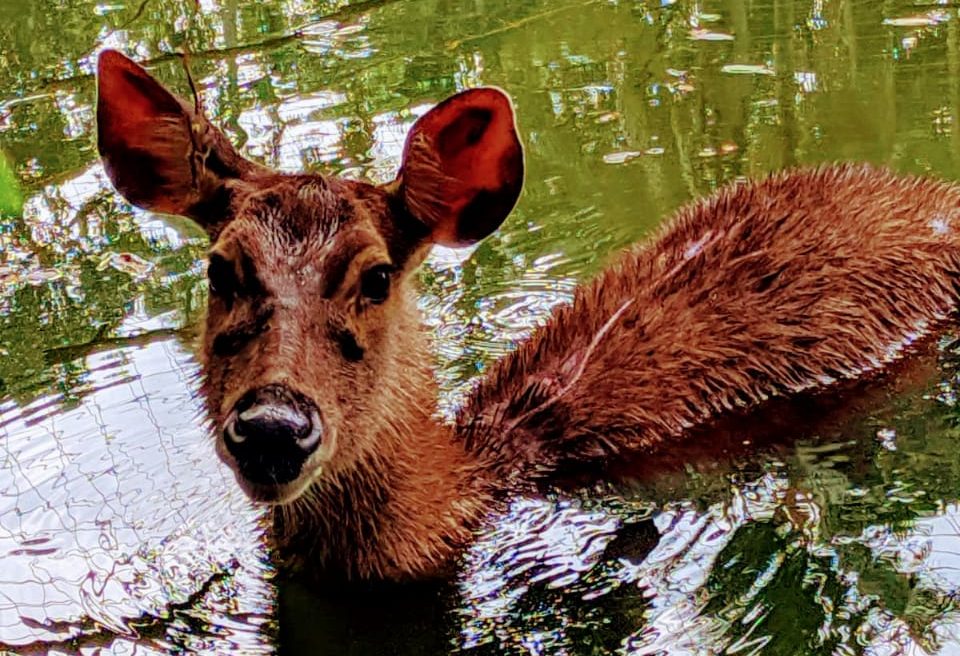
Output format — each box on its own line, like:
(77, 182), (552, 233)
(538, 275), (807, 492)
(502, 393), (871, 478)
(394, 88), (524, 247)
(96, 49), (262, 233)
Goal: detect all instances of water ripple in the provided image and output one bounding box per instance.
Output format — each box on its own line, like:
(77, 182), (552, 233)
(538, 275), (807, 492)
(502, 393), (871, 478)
(0, 337), (272, 651)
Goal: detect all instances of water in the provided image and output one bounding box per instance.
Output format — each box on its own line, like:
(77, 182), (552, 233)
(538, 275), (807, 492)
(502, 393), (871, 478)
(3, 0), (960, 653)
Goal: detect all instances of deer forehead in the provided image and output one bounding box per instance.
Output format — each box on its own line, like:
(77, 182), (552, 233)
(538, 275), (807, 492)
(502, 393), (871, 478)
(209, 184), (393, 305)
(223, 177), (386, 254)
(230, 177), (354, 241)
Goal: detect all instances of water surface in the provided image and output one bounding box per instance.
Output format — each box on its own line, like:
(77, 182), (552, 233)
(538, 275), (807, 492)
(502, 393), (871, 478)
(4, 0), (960, 653)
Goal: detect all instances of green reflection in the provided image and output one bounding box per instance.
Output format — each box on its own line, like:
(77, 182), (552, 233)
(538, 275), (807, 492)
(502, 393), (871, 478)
(4, 0), (960, 653)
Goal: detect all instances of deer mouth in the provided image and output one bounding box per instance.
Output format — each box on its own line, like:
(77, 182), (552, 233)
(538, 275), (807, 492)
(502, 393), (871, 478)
(228, 467), (321, 505)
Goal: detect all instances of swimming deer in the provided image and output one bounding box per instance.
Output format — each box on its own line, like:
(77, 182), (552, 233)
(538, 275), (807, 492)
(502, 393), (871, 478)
(96, 49), (960, 581)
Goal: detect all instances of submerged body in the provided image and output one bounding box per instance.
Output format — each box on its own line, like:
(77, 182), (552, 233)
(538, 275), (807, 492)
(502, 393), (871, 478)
(267, 166), (960, 580)
(95, 50), (960, 581)
(462, 166), (960, 468)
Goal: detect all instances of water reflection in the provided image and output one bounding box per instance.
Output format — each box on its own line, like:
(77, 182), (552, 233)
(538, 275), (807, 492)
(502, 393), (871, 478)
(3, 0), (960, 653)
(0, 337), (273, 651)
(456, 404), (960, 655)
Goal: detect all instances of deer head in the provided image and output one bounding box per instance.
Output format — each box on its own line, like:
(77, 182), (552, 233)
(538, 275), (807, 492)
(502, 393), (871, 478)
(96, 50), (523, 505)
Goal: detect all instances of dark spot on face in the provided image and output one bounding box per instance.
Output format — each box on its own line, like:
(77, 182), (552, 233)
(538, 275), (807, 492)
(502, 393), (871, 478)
(239, 251), (266, 297)
(208, 251), (265, 304)
(208, 252), (239, 306)
(321, 249), (352, 300)
(211, 330), (244, 357)
(212, 306), (274, 356)
(335, 328), (364, 362)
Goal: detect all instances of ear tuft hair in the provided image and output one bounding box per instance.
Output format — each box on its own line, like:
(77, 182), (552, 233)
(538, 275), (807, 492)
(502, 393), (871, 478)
(96, 49), (260, 232)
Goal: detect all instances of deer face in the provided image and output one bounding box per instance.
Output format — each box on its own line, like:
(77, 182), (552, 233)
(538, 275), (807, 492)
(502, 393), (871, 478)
(196, 175), (426, 504)
(95, 51), (523, 504)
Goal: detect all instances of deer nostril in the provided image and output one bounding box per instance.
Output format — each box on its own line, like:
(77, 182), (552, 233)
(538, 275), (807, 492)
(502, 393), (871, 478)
(222, 385), (324, 486)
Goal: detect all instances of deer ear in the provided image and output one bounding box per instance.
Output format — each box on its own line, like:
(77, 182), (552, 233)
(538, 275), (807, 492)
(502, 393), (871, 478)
(96, 50), (257, 232)
(395, 88), (524, 247)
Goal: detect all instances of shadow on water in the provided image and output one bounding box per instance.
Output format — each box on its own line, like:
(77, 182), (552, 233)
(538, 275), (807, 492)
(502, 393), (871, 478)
(277, 519), (662, 656)
(278, 578), (459, 655)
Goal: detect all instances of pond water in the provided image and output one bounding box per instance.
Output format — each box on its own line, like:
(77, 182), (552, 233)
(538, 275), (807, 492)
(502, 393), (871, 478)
(3, 0), (960, 654)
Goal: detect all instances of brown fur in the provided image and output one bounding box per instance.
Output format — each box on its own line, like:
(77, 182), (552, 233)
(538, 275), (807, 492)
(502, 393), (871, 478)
(197, 175), (492, 579)
(95, 51), (960, 582)
(461, 166), (960, 469)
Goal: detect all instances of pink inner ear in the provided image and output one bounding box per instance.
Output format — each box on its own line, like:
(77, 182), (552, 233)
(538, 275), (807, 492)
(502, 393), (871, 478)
(428, 89), (518, 197)
(398, 87), (524, 246)
(98, 51), (184, 136)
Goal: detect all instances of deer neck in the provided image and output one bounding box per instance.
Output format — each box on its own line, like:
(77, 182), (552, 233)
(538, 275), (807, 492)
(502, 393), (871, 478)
(271, 342), (498, 581)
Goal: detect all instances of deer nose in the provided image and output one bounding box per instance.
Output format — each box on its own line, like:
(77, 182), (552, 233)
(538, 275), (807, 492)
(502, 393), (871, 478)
(222, 384), (323, 485)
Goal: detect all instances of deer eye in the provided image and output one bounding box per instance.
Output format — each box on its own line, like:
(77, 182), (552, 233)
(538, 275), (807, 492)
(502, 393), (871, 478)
(360, 264), (392, 304)
(208, 254), (238, 299)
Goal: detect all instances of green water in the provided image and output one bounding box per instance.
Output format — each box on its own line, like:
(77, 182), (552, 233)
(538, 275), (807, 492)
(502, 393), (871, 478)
(3, 0), (960, 654)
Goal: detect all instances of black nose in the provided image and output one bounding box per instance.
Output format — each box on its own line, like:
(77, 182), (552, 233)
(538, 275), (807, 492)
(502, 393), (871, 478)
(223, 384), (322, 485)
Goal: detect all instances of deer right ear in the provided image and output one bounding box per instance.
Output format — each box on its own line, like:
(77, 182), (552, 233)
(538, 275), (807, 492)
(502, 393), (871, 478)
(96, 50), (257, 233)
(394, 88), (524, 247)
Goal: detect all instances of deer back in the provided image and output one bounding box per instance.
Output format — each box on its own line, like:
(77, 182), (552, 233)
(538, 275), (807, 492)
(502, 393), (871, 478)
(459, 165), (960, 470)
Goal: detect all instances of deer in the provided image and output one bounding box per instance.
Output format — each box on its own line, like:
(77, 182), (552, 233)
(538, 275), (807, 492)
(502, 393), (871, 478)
(95, 49), (960, 582)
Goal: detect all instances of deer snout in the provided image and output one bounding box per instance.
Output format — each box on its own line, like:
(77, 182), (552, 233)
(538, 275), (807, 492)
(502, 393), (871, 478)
(222, 384), (323, 485)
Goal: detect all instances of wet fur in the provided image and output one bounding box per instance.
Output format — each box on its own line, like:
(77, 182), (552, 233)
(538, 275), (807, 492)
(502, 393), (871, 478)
(279, 165), (960, 580)
(460, 165), (960, 468)
(95, 51), (960, 581)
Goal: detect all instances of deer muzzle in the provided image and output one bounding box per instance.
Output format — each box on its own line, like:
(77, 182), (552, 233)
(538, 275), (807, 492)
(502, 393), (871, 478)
(222, 383), (323, 486)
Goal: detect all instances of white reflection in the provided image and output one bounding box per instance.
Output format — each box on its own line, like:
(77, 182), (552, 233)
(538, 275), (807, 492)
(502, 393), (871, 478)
(0, 338), (272, 650)
(238, 91), (348, 171)
(455, 462), (960, 654)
